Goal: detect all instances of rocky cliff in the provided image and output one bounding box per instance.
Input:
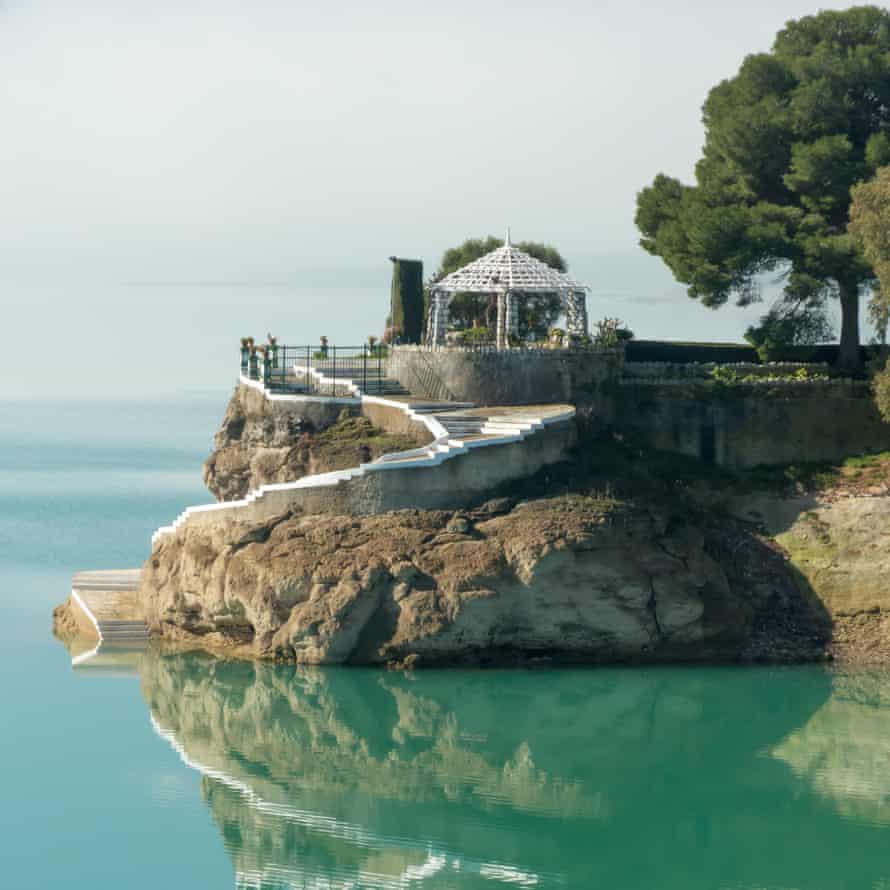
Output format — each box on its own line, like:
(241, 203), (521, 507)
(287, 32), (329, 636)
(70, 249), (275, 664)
(140, 492), (827, 666)
(730, 474), (890, 663)
(54, 384), (890, 667)
(204, 384), (425, 501)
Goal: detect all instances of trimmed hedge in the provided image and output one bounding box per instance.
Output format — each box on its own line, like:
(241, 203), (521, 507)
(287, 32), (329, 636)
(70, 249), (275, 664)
(625, 340), (758, 363)
(765, 344), (873, 364)
(390, 258), (424, 344)
(625, 341), (881, 365)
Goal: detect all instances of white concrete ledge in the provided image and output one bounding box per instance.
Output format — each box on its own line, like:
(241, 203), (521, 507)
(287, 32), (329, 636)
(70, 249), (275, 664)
(239, 374), (359, 404)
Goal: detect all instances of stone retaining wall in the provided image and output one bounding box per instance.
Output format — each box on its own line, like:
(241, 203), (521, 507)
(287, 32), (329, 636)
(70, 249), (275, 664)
(359, 398), (434, 445)
(615, 382), (890, 469)
(387, 346), (623, 409)
(158, 420), (575, 540)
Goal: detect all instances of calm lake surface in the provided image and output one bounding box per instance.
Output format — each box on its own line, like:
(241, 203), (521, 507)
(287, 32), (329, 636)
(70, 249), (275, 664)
(3, 398), (890, 889)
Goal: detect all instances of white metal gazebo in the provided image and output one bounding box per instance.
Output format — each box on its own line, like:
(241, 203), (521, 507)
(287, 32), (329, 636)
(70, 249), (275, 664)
(426, 234), (589, 349)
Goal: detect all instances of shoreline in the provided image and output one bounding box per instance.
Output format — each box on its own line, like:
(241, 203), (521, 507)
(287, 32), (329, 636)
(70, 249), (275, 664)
(51, 382), (890, 671)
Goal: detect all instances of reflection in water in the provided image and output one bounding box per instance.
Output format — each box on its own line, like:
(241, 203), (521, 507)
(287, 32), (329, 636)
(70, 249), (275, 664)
(74, 643), (890, 889)
(774, 672), (890, 826)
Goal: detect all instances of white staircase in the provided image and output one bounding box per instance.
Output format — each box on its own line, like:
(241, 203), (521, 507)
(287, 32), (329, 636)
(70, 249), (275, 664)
(292, 361), (412, 397)
(71, 570), (149, 642)
(156, 356), (575, 545)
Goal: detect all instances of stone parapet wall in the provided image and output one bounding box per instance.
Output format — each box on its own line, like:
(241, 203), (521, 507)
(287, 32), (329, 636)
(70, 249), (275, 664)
(388, 346), (624, 408)
(388, 347), (890, 468)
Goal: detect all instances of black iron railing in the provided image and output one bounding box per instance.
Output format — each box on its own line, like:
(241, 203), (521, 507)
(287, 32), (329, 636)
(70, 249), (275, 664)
(242, 344), (391, 397)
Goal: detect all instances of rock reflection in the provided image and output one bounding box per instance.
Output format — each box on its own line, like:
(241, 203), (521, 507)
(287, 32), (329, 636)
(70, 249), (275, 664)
(106, 649), (890, 889)
(774, 672), (890, 826)
(142, 655), (590, 887)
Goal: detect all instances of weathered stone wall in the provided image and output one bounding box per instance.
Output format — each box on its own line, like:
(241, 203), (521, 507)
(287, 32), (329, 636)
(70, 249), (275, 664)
(615, 382), (890, 469)
(389, 349), (890, 467)
(387, 346), (624, 410)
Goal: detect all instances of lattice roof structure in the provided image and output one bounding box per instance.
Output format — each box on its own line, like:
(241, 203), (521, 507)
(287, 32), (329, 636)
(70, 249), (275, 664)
(433, 242), (588, 294)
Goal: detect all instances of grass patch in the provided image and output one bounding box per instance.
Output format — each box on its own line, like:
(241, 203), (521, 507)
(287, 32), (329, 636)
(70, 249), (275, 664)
(842, 451), (890, 469)
(309, 413), (421, 466)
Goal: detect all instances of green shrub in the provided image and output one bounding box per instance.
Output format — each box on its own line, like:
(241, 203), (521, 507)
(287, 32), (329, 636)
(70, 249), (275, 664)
(592, 317), (632, 347)
(709, 366), (740, 385)
(457, 327), (492, 344)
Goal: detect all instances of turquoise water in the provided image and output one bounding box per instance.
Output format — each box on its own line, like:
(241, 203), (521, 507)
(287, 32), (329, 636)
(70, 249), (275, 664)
(3, 398), (890, 889)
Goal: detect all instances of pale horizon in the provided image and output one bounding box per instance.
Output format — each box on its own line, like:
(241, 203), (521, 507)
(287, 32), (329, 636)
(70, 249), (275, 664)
(0, 0), (873, 396)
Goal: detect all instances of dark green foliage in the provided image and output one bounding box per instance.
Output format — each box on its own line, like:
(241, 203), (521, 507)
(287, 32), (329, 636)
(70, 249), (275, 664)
(766, 344), (873, 363)
(432, 237), (567, 339)
(636, 6), (890, 369)
(516, 292), (563, 340)
(625, 339), (873, 365)
(625, 341), (758, 363)
(744, 295), (834, 360)
(389, 258), (424, 344)
(849, 167), (890, 344)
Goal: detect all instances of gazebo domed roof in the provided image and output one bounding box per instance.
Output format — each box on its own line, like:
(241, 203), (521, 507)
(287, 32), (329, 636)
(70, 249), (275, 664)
(434, 242), (587, 294)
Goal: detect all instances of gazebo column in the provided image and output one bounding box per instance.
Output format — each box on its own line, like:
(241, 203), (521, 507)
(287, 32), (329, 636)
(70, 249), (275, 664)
(505, 290), (519, 342)
(428, 290), (450, 346)
(496, 290), (518, 349)
(495, 290), (508, 349)
(565, 289), (589, 338)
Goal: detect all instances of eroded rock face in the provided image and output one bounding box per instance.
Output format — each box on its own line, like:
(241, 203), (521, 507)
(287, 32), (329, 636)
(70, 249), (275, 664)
(141, 495), (826, 666)
(731, 491), (890, 663)
(203, 385), (423, 501)
(775, 496), (890, 617)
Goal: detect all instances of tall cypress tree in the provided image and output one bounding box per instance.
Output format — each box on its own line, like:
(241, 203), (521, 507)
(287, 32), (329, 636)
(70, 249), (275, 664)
(389, 258), (424, 343)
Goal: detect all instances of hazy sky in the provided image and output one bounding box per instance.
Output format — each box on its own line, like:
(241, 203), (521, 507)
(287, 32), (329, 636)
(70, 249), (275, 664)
(0, 1), (869, 396)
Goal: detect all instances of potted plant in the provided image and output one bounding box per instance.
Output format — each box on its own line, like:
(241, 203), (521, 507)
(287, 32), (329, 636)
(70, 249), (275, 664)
(267, 334), (279, 369)
(248, 344), (259, 380)
(319, 335), (329, 359)
(240, 337), (251, 371)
